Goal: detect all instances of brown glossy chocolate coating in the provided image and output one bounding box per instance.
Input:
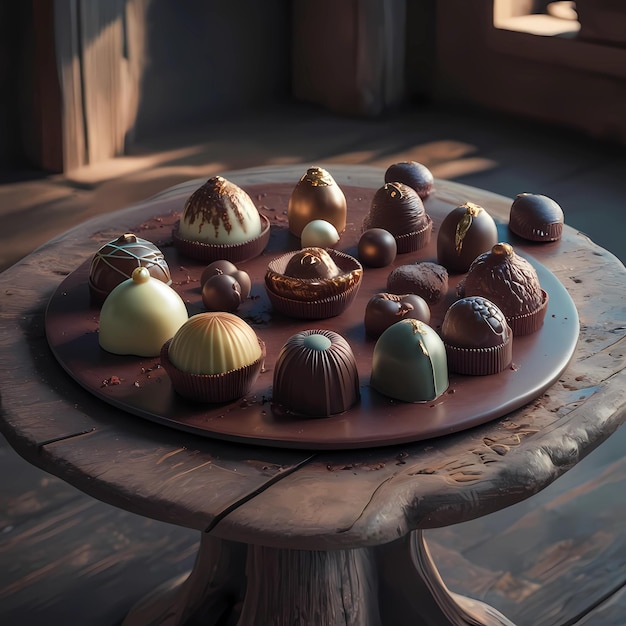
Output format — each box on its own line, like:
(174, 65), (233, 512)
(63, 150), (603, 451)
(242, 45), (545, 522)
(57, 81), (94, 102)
(387, 262), (448, 305)
(442, 296), (510, 348)
(357, 228), (397, 267)
(288, 167), (347, 237)
(436, 202), (498, 274)
(272, 329), (359, 417)
(384, 161), (434, 200)
(363, 182), (428, 237)
(458, 243), (544, 317)
(200, 260), (250, 299)
(283, 247), (341, 280)
(201, 274), (242, 312)
(89, 233), (171, 303)
(364, 293), (431, 338)
(509, 193), (564, 242)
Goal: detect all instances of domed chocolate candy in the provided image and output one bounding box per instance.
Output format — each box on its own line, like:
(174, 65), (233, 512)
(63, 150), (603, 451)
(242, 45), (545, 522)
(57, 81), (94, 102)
(161, 312), (265, 403)
(436, 202), (498, 274)
(384, 161), (434, 200)
(288, 167), (347, 237)
(362, 182), (432, 254)
(272, 329), (359, 417)
(98, 267), (188, 357)
(284, 247), (341, 280)
(458, 242), (548, 336)
(442, 296), (513, 375)
(370, 319), (448, 402)
(174, 176), (270, 263)
(89, 233), (171, 303)
(264, 248), (363, 318)
(364, 293), (431, 338)
(387, 262), (448, 305)
(357, 228), (397, 268)
(509, 193), (564, 242)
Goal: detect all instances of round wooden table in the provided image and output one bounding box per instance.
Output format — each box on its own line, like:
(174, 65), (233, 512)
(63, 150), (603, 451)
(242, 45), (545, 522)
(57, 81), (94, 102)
(1, 165), (625, 626)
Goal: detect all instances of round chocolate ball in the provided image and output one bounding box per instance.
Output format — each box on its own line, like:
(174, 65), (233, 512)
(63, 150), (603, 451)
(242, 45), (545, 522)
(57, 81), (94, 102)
(231, 269), (251, 300)
(202, 273), (242, 312)
(200, 260), (239, 287)
(384, 161), (434, 200)
(358, 228), (397, 267)
(364, 293), (431, 338)
(509, 193), (564, 242)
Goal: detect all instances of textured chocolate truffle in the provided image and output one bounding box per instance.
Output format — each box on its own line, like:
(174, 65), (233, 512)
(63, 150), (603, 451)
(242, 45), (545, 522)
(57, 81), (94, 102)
(370, 319), (449, 402)
(358, 228), (397, 268)
(458, 242), (548, 335)
(364, 293), (431, 338)
(161, 312), (264, 403)
(288, 167), (347, 237)
(99, 267), (188, 357)
(436, 202), (499, 274)
(362, 182), (432, 253)
(384, 161), (434, 200)
(89, 233), (171, 303)
(509, 193), (564, 242)
(442, 296), (513, 375)
(387, 262), (449, 305)
(272, 329), (359, 417)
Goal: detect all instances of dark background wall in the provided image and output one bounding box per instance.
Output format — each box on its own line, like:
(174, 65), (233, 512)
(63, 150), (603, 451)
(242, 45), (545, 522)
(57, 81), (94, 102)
(132, 0), (293, 140)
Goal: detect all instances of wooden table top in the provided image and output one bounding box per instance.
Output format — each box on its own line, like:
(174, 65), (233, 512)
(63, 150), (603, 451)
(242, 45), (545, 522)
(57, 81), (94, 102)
(1, 164), (625, 552)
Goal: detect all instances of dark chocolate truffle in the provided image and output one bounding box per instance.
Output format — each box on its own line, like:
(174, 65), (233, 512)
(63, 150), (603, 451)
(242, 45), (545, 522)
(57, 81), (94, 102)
(370, 319), (448, 403)
(200, 260), (251, 300)
(509, 193), (564, 242)
(201, 274), (242, 312)
(288, 167), (347, 237)
(387, 262), (449, 305)
(442, 296), (513, 375)
(458, 242), (548, 335)
(272, 329), (359, 417)
(284, 247), (341, 280)
(436, 202), (499, 274)
(364, 293), (431, 338)
(362, 182), (432, 254)
(384, 161), (434, 200)
(358, 228), (397, 267)
(89, 233), (171, 303)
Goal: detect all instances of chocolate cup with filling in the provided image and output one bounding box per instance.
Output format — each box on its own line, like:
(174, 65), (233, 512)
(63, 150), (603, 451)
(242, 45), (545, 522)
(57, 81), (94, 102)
(442, 296), (513, 375)
(265, 248), (363, 302)
(509, 193), (564, 242)
(272, 330), (359, 418)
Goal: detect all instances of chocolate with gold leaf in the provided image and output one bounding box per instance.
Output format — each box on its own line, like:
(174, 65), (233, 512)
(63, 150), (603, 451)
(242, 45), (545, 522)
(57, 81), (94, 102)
(436, 202), (498, 273)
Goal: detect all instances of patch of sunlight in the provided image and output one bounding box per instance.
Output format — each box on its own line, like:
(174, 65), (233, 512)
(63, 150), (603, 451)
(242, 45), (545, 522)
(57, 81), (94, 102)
(431, 158), (498, 180)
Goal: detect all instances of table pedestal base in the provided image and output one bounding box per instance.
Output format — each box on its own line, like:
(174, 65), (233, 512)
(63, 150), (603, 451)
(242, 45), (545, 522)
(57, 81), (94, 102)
(122, 531), (515, 626)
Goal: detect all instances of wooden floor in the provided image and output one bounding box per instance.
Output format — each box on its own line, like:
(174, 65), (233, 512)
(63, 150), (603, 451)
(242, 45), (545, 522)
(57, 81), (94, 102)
(1, 101), (625, 625)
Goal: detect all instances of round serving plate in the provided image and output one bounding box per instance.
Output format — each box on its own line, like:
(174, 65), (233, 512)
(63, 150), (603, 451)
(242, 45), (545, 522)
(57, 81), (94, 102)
(45, 182), (579, 450)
